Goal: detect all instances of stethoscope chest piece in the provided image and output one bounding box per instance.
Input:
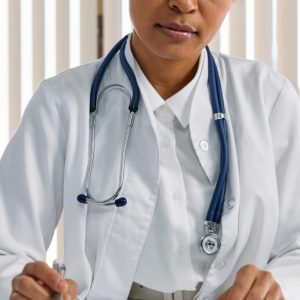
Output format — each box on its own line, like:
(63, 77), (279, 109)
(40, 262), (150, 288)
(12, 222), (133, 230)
(199, 233), (221, 255)
(199, 221), (221, 255)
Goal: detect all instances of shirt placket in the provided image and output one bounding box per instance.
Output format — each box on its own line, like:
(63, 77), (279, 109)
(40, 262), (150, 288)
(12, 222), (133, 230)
(156, 107), (196, 288)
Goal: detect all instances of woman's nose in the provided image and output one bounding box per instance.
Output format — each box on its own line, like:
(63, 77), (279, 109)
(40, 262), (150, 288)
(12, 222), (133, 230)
(168, 0), (198, 14)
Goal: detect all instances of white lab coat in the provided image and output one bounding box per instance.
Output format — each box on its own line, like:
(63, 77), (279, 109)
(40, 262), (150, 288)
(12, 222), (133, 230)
(0, 44), (300, 300)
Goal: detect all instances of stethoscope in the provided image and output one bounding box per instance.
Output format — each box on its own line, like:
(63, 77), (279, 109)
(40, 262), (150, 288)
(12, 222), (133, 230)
(77, 35), (229, 255)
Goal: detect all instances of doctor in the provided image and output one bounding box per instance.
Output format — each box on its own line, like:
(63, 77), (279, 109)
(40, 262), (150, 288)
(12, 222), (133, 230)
(1, 0), (300, 299)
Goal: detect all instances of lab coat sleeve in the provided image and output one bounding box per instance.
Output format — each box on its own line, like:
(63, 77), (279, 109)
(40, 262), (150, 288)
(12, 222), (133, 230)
(0, 81), (66, 298)
(267, 79), (300, 299)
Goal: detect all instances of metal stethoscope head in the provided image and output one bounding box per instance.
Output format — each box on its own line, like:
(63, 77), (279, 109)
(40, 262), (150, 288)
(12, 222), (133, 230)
(76, 35), (229, 255)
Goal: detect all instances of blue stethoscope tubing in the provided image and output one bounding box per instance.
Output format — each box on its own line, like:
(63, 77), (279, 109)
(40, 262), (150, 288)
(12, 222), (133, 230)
(206, 47), (229, 225)
(90, 35), (140, 114)
(77, 35), (229, 255)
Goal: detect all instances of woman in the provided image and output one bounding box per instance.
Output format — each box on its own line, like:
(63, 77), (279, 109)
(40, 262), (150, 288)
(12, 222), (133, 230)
(1, 0), (299, 299)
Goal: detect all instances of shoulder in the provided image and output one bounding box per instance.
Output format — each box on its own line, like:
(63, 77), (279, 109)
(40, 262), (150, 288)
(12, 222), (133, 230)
(35, 51), (124, 107)
(27, 58), (105, 118)
(42, 58), (103, 94)
(212, 52), (298, 116)
(18, 59), (103, 137)
(215, 52), (286, 93)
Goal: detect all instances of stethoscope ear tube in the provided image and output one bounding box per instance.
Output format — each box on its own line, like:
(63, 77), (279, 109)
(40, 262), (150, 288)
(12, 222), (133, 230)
(90, 35), (129, 113)
(119, 40), (141, 113)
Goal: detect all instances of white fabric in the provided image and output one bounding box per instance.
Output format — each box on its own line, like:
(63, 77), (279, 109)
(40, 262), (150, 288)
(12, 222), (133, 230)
(132, 50), (215, 292)
(0, 37), (300, 300)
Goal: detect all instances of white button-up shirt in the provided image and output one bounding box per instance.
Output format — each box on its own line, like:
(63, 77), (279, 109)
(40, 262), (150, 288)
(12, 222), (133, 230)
(131, 49), (218, 292)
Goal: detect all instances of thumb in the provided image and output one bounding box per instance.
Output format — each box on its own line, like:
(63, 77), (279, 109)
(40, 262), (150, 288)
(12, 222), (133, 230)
(64, 279), (78, 299)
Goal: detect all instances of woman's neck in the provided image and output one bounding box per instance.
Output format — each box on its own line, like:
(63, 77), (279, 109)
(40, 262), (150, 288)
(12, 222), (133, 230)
(131, 34), (200, 100)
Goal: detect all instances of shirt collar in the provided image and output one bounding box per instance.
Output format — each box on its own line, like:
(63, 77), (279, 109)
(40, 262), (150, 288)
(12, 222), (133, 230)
(125, 36), (206, 128)
(167, 52), (206, 128)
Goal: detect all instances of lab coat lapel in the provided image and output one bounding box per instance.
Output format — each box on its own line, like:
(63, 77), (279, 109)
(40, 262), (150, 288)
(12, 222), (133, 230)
(88, 48), (160, 300)
(61, 74), (94, 299)
(196, 55), (241, 298)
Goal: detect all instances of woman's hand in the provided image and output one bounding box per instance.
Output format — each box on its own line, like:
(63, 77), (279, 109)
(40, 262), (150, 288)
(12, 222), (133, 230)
(218, 264), (285, 300)
(10, 261), (77, 300)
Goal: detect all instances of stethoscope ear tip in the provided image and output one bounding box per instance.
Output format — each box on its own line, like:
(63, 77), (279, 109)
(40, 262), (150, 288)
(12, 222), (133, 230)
(77, 194), (88, 204)
(115, 197), (127, 207)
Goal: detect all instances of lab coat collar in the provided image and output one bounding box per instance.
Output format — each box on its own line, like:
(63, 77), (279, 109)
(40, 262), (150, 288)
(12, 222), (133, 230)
(196, 55), (241, 298)
(124, 35), (161, 137)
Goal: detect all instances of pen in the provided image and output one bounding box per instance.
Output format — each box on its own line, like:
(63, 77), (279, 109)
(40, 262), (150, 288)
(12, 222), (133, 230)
(52, 260), (66, 300)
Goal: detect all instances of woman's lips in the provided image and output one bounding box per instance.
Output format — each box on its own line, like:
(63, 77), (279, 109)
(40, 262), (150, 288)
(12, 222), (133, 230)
(156, 23), (197, 42)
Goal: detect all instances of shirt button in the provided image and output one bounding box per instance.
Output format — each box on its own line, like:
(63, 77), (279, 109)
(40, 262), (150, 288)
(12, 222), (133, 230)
(162, 136), (171, 148)
(227, 198), (236, 209)
(177, 245), (185, 256)
(172, 190), (181, 202)
(199, 140), (209, 152)
(214, 259), (226, 269)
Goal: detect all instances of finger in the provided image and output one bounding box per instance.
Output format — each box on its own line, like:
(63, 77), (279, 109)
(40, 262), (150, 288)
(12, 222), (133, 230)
(21, 262), (68, 294)
(12, 275), (52, 300)
(10, 292), (30, 300)
(245, 271), (273, 299)
(265, 283), (285, 300)
(65, 279), (78, 298)
(227, 265), (257, 299)
(37, 279), (54, 295)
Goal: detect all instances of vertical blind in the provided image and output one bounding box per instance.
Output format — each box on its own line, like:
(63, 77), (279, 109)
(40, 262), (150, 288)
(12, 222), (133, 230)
(0, 0), (299, 262)
(0, 0), (98, 264)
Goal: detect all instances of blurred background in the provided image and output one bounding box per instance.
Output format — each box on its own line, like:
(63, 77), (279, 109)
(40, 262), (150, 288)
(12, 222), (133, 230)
(0, 0), (299, 264)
